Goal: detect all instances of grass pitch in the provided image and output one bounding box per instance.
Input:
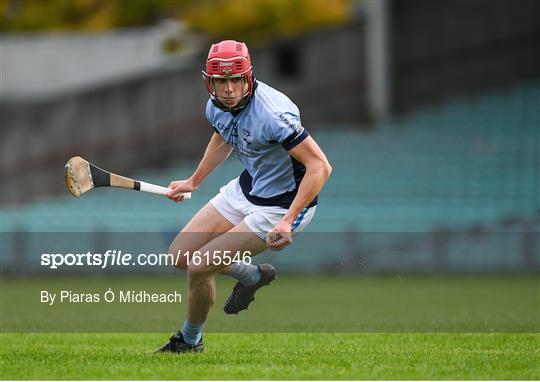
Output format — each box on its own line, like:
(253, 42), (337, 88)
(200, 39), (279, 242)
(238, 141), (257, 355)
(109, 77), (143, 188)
(1, 275), (539, 379)
(1, 333), (538, 380)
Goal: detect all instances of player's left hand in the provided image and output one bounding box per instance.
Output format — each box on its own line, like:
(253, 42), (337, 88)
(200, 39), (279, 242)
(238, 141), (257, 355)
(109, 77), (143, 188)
(266, 220), (292, 251)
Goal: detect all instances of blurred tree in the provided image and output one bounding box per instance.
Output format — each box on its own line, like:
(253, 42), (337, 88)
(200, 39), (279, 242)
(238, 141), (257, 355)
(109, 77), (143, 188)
(0, 0), (187, 32)
(1, 0), (113, 32)
(183, 0), (350, 43)
(1, 0), (350, 42)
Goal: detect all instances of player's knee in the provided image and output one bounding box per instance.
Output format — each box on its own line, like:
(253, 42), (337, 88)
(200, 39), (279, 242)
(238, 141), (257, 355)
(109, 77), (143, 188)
(187, 263), (211, 283)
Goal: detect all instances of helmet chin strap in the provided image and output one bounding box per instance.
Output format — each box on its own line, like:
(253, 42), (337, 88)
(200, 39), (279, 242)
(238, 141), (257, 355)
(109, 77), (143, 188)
(207, 76), (255, 113)
(214, 94), (244, 103)
(212, 91), (251, 112)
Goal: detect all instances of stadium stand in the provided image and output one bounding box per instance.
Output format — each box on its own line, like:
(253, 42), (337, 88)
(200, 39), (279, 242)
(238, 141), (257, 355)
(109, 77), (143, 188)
(1, 81), (538, 273)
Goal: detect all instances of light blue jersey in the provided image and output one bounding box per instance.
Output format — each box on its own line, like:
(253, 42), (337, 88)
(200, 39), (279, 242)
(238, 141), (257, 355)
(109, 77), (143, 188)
(206, 80), (317, 208)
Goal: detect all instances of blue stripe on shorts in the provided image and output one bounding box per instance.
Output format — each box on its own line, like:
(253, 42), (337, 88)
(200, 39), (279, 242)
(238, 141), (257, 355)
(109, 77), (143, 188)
(291, 208), (308, 231)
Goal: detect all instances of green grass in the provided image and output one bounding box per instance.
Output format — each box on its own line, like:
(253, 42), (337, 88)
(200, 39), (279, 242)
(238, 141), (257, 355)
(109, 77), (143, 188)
(2, 275), (539, 332)
(1, 333), (539, 379)
(1, 275), (539, 379)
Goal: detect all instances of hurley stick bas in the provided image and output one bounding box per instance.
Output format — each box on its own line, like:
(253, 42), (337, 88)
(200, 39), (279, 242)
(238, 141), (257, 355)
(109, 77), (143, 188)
(64, 156), (191, 199)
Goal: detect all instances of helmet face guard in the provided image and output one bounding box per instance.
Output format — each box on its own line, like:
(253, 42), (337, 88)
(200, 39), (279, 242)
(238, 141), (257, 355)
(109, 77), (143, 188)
(202, 40), (254, 112)
(202, 70), (253, 111)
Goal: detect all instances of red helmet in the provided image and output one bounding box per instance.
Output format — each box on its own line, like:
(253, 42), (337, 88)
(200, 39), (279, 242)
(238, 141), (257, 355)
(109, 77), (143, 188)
(202, 40), (254, 111)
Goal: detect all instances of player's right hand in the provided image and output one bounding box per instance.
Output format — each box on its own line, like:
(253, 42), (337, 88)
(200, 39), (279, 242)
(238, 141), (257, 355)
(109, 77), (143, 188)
(167, 179), (196, 202)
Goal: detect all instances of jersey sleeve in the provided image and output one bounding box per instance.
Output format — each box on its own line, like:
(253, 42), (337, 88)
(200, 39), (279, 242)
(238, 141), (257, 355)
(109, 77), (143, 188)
(267, 111), (309, 151)
(205, 99), (220, 134)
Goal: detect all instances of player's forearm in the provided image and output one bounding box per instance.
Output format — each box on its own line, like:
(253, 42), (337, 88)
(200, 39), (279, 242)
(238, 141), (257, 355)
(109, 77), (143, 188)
(190, 134), (232, 188)
(283, 161), (332, 225)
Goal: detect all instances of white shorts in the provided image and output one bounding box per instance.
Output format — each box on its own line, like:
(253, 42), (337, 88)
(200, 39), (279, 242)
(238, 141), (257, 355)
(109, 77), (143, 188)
(210, 177), (316, 240)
